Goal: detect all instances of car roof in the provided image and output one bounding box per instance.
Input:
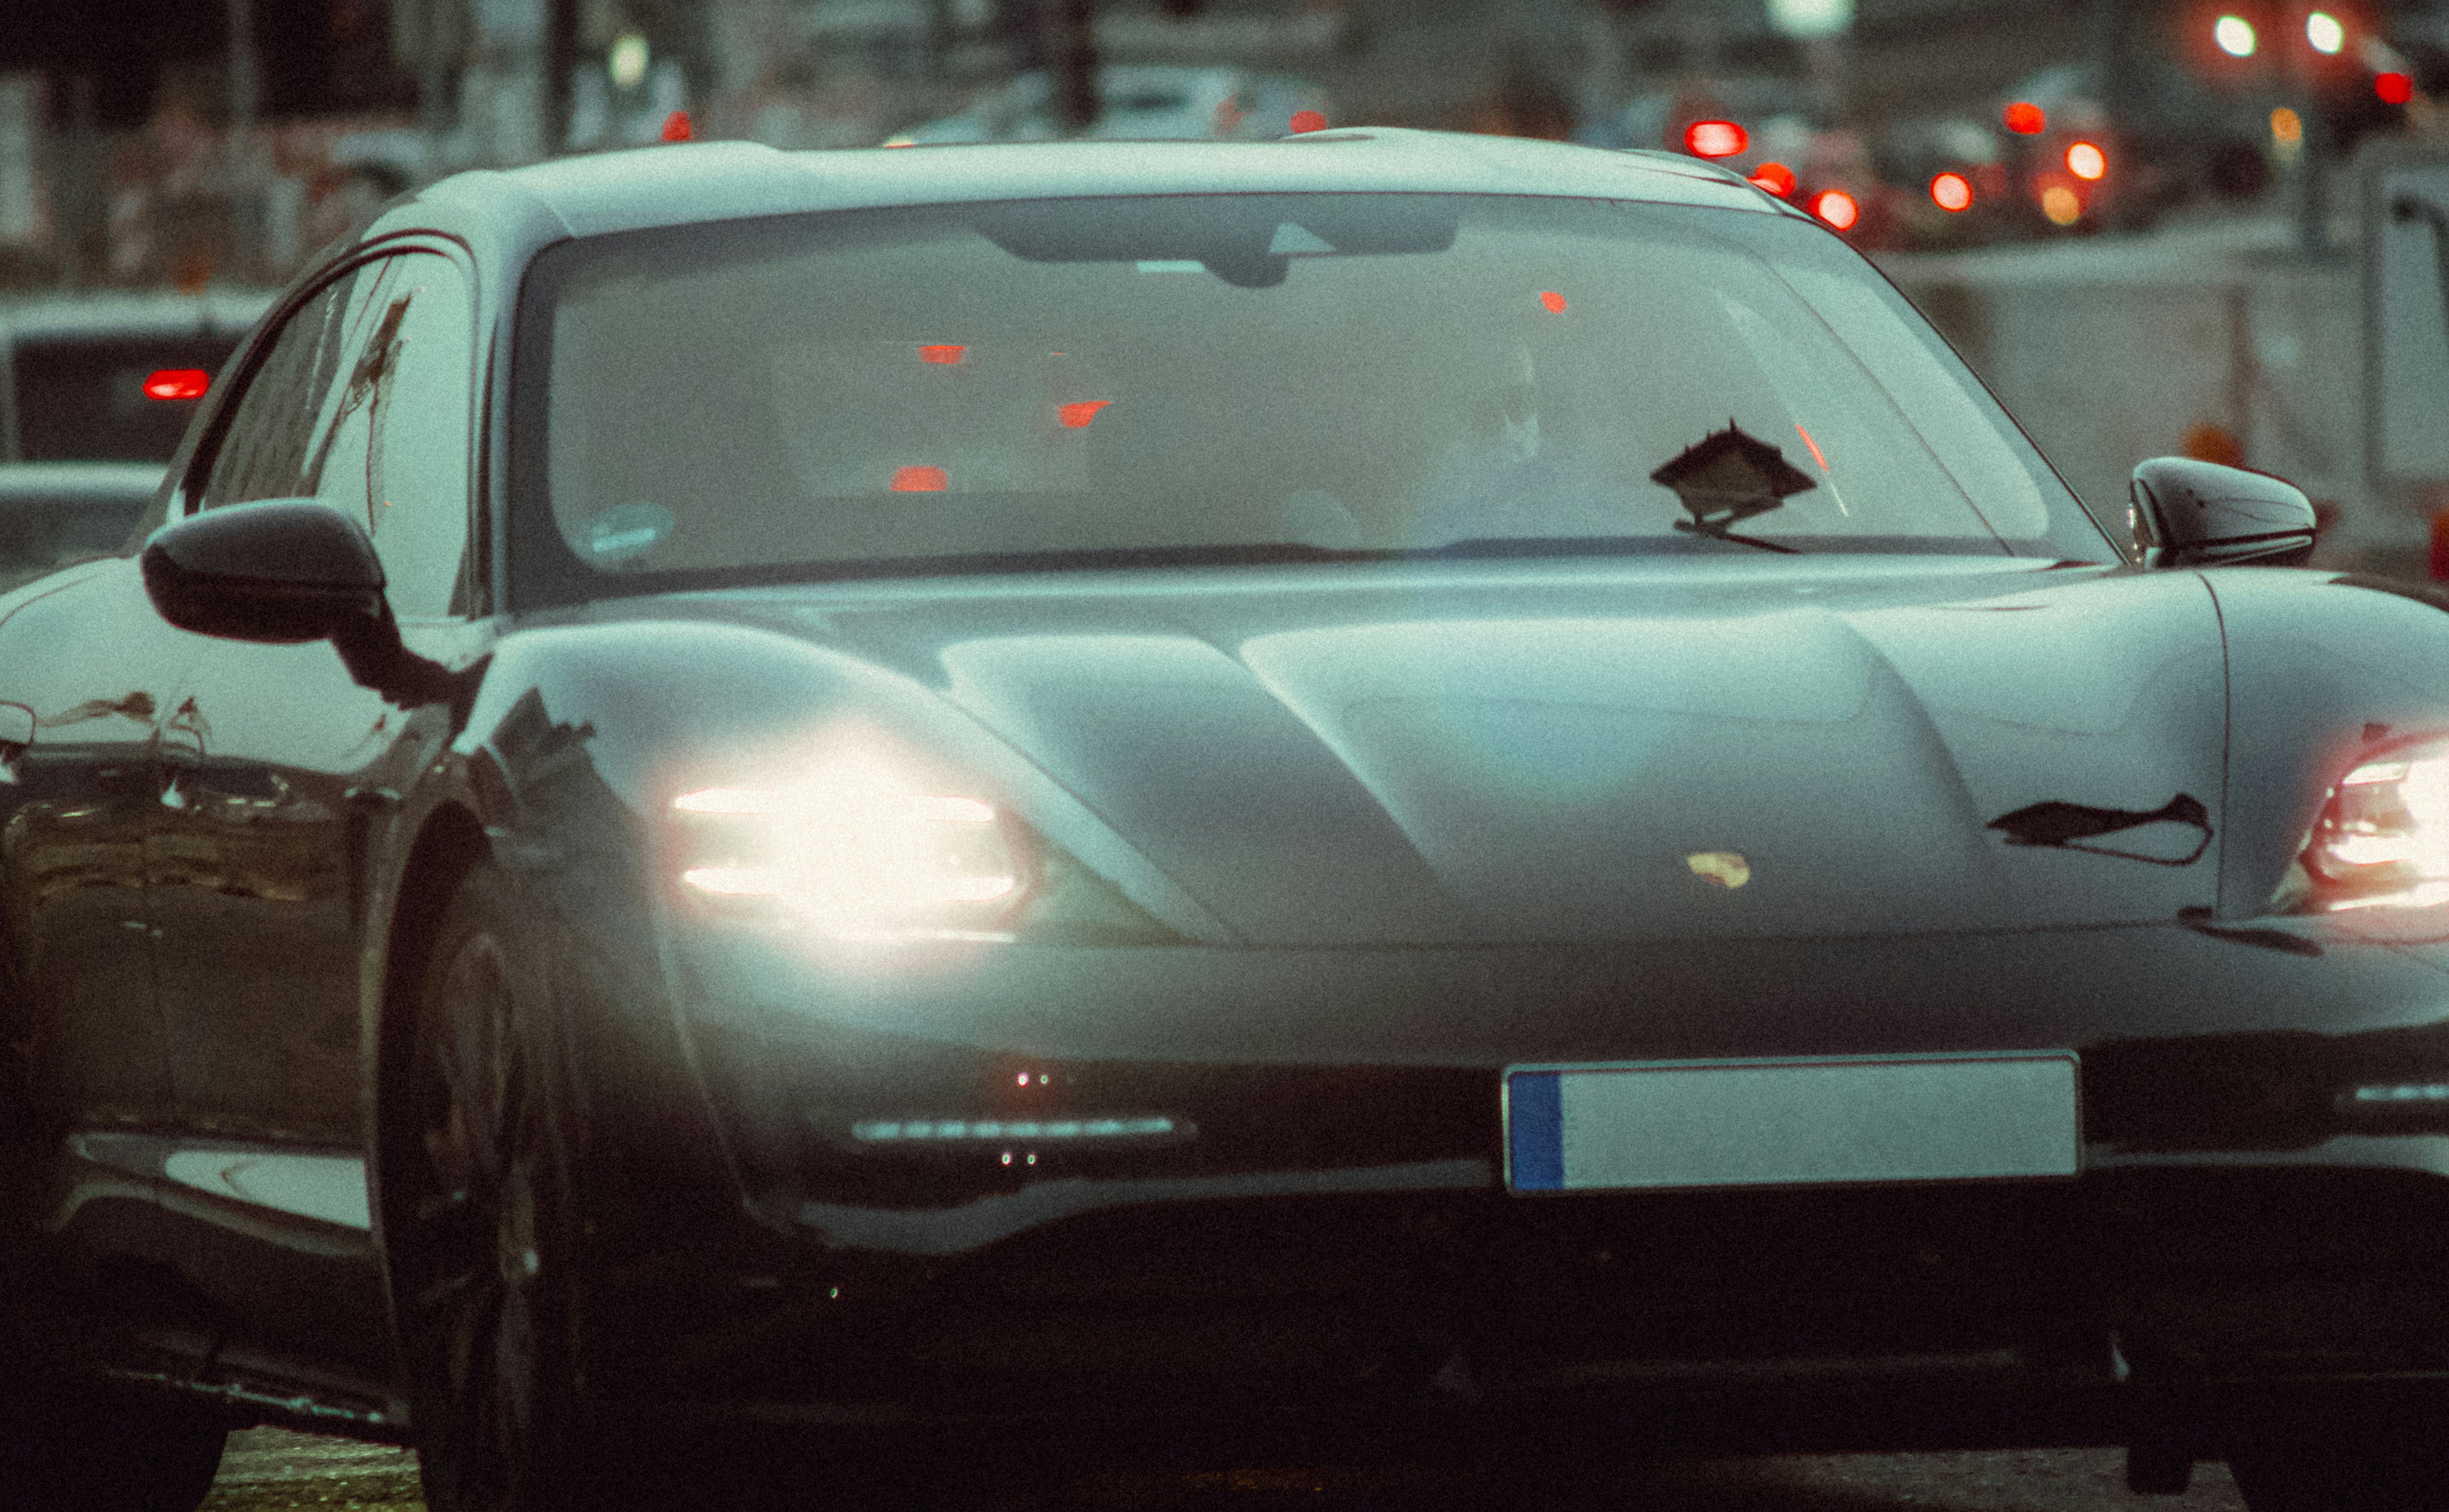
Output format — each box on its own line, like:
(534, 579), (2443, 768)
(399, 129), (1791, 248)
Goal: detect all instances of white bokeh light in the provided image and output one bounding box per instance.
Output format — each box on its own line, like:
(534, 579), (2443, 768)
(1767, 0), (1854, 43)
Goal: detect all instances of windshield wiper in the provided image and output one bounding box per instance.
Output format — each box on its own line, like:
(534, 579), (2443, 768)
(1669, 520), (1800, 554)
(1651, 420), (1818, 553)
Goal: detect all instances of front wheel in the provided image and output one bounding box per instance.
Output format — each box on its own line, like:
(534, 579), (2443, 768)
(383, 864), (928, 1512)
(383, 865), (636, 1512)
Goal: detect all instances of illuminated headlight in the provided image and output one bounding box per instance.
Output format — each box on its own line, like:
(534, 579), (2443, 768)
(669, 749), (1026, 939)
(2302, 740), (2449, 908)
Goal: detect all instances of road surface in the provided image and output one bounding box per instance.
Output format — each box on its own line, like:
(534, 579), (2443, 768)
(199, 1427), (2250, 1511)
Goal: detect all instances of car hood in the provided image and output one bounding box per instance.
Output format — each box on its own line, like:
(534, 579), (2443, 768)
(519, 556), (2229, 946)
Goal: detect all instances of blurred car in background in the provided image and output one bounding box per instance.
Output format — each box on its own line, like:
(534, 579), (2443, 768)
(1582, 74), (1829, 161)
(1985, 60), (2270, 235)
(1873, 112), (2016, 246)
(0, 462), (165, 594)
(0, 291), (271, 464)
(891, 64), (1328, 143)
(1577, 77), (1894, 241)
(0, 290), (268, 597)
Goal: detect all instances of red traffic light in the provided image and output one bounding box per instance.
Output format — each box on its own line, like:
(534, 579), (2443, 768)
(2379, 71), (2416, 105)
(660, 110), (692, 142)
(2066, 141), (2107, 180)
(1684, 120), (1748, 158)
(2003, 101), (2046, 135)
(1930, 173), (1973, 212)
(1812, 190), (1859, 230)
(1288, 109), (1328, 133)
(1748, 161), (1796, 197)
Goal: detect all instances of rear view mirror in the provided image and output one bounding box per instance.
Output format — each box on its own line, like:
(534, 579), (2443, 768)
(2129, 457), (2317, 569)
(139, 498), (386, 644)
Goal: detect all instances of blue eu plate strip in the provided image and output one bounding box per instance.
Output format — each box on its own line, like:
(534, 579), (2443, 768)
(1507, 1071), (1564, 1191)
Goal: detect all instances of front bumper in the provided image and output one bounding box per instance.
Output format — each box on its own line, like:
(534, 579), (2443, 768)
(618, 922), (2449, 1457)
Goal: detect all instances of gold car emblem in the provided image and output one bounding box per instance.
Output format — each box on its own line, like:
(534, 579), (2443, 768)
(1686, 851), (1751, 889)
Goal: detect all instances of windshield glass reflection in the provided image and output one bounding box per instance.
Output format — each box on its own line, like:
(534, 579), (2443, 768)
(521, 193), (2103, 599)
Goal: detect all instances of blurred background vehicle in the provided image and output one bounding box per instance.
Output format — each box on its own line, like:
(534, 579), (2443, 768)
(0, 288), (264, 593)
(1872, 110), (2013, 243)
(1580, 71), (1831, 159)
(0, 460), (163, 593)
(891, 62), (1327, 143)
(1981, 57), (2274, 235)
(0, 290), (266, 463)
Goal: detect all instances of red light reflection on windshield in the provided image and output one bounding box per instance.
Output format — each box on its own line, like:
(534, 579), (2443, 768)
(890, 465), (949, 491)
(1539, 291), (1567, 313)
(1795, 424), (1829, 471)
(1058, 400), (1112, 428)
(919, 345), (966, 365)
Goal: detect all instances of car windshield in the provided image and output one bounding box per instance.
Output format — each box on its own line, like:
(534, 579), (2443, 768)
(514, 193), (2106, 602)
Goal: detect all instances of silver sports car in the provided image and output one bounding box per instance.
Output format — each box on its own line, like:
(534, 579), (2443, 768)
(0, 131), (2433, 1512)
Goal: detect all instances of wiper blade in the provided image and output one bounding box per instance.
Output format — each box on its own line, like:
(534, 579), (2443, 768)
(1424, 535), (1680, 560)
(1669, 518), (1801, 554)
(1651, 420), (1818, 548)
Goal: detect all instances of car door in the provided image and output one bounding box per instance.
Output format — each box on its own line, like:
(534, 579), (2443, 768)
(0, 567), (207, 1134)
(150, 247), (482, 1152)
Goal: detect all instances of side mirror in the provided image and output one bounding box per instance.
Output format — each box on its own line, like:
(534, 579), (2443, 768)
(140, 498), (469, 712)
(2129, 457), (2318, 569)
(140, 498), (386, 643)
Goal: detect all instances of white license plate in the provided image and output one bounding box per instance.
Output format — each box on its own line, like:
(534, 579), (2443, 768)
(1504, 1053), (2081, 1193)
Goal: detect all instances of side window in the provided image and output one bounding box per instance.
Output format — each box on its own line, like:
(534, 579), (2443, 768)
(196, 273), (360, 510)
(197, 252), (476, 620)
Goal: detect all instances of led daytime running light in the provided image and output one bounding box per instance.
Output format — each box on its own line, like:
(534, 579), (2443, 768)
(854, 1116), (1178, 1141)
(2349, 1083), (2449, 1104)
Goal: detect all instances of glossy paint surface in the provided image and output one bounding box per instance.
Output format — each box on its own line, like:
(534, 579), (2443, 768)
(3, 139), (2449, 1461)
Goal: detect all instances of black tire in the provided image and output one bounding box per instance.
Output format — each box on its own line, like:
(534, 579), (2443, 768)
(0, 1382), (227, 1512)
(2229, 1402), (2449, 1512)
(383, 865), (641, 1512)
